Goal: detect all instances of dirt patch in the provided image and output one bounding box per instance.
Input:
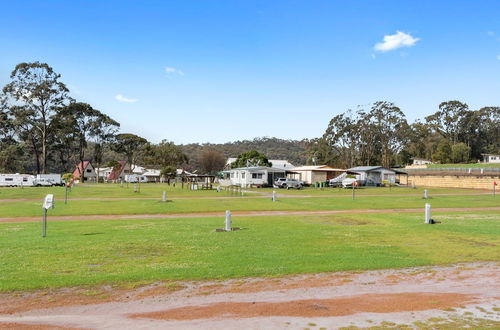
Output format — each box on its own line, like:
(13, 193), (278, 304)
(1, 207), (499, 223)
(130, 292), (474, 320)
(0, 287), (126, 315)
(0, 323), (83, 329)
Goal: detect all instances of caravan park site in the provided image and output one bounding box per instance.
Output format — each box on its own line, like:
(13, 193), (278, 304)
(0, 183), (499, 328)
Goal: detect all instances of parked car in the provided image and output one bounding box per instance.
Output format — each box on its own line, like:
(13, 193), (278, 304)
(274, 178), (303, 189)
(341, 178), (361, 188)
(35, 178), (57, 187)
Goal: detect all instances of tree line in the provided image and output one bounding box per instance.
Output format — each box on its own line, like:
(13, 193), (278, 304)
(1, 62), (498, 176)
(308, 101), (499, 168)
(0, 62), (192, 179)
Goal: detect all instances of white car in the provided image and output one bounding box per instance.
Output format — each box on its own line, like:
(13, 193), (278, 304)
(341, 178), (360, 188)
(35, 178), (56, 187)
(274, 178), (303, 189)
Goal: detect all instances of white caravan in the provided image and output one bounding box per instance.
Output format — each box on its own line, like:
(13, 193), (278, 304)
(35, 174), (64, 186)
(0, 174), (36, 187)
(124, 174), (148, 183)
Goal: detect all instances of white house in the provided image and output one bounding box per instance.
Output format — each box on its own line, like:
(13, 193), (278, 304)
(224, 166), (286, 187)
(73, 161), (97, 182)
(225, 158), (295, 170)
(347, 166), (398, 186)
(482, 154), (500, 164)
(143, 169), (161, 182)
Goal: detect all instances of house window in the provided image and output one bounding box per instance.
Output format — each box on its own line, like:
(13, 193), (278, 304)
(5, 178), (13, 181)
(241, 172), (245, 179)
(23, 178), (28, 182)
(230, 172), (234, 178)
(252, 173), (263, 179)
(86, 169), (92, 173)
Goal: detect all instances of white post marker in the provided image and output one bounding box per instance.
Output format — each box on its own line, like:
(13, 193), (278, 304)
(272, 190), (277, 202)
(424, 203), (431, 224)
(162, 191), (167, 202)
(42, 194), (54, 237)
(225, 210), (232, 231)
(424, 189), (428, 199)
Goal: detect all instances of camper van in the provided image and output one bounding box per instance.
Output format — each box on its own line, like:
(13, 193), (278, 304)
(0, 174), (36, 187)
(35, 174), (64, 186)
(124, 174), (148, 183)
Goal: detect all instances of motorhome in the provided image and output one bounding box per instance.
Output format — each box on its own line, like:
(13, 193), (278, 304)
(124, 174), (148, 183)
(0, 174), (36, 187)
(35, 174), (63, 186)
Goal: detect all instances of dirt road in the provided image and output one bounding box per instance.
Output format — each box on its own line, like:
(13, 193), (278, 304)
(0, 262), (498, 329)
(1, 207), (499, 223)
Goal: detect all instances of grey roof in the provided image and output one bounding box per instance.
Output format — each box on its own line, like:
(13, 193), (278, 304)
(224, 166), (287, 173)
(348, 166), (394, 172)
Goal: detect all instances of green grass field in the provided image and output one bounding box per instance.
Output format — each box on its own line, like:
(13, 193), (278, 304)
(0, 184), (488, 199)
(428, 163), (500, 168)
(0, 184), (498, 292)
(0, 211), (498, 291)
(0, 194), (498, 217)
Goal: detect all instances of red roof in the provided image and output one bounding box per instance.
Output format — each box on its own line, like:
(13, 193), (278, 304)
(73, 161), (92, 178)
(107, 161), (127, 180)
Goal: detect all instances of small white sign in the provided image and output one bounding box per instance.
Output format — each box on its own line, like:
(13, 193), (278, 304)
(43, 194), (54, 210)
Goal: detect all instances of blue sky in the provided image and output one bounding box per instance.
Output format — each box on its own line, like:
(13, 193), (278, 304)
(1, 1), (499, 144)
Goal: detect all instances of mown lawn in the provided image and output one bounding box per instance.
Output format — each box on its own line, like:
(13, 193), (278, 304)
(0, 194), (498, 217)
(0, 184), (488, 200)
(0, 183), (226, 199)
(250, 186), (489, 195)
(428, 163), (500, 168)
(0, 211), (498, 291)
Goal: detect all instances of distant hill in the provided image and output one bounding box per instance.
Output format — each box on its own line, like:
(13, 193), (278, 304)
(180, 137), (310, 171)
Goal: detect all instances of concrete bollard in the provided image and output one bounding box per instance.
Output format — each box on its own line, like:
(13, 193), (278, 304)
(272, 190), (277, 202)
(162, 191), (167, 202)
(424, 189), (429, 199)
(425, 203), (431, 224)
(225, 210), (232, 231)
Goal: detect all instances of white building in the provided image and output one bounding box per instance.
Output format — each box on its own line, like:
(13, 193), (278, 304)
(224, 166), (287, 188)
(482, 154), (500, 164)
(225, 158), (295, 170)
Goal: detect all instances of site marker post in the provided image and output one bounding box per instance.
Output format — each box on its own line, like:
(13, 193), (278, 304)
(494, 181), (497, 198)
(162, 191), (167, 202)
(42, 194), (54, 237)
(423, 189), (429, 199)
(425, 203), (431, 224)
(272, 190), (277, 202)
(225, 210), (232, 231)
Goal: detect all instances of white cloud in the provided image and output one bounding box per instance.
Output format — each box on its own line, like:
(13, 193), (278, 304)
(165, 66), (184, 76)
(374, 31), (420, 52)
(115, 94), (138, 103)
